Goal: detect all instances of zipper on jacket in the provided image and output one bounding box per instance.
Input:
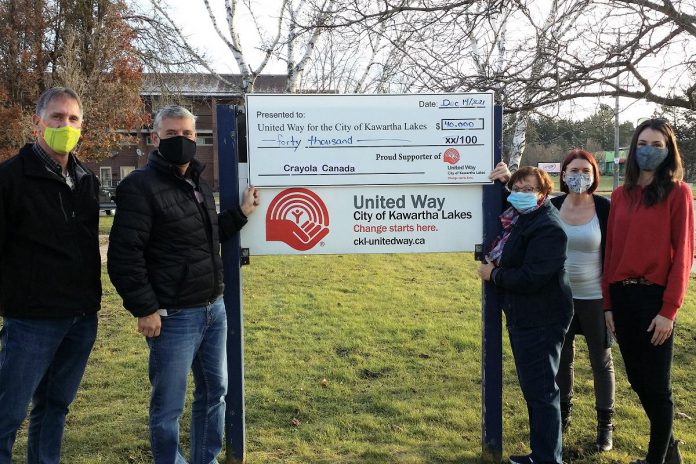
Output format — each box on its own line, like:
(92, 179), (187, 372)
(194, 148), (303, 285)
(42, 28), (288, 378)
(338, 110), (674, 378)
(58, 192), (69, 223)
(200, 193), (219, 299)
(189, 184), (219, 300)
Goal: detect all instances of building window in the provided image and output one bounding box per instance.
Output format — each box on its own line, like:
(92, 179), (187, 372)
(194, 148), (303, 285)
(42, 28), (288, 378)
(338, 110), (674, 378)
(99, 167), (112, 188)
(196, 136), (214, 146)
(145, 135), (212, 146)
(120, 166), (136, 181)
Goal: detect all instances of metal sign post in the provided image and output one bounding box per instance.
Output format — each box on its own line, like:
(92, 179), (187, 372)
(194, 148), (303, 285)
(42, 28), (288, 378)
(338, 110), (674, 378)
(217, 104), (246, 464)
(481, 105), (504, 462)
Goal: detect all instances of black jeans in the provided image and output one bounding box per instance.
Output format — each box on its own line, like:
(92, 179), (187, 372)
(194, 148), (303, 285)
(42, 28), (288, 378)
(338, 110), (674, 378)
(557, 298), (615, 410)
(610, 284), (674, 464)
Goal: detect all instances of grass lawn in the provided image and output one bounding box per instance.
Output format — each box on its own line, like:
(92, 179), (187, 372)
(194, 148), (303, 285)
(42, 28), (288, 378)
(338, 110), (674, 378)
(98, 214), (114, 235)
(596, 175), (620, 194)
(5, 253), (696, 463)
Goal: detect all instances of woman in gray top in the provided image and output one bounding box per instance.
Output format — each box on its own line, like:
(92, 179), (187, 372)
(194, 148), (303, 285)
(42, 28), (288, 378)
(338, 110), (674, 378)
(551, 149), (615, 452)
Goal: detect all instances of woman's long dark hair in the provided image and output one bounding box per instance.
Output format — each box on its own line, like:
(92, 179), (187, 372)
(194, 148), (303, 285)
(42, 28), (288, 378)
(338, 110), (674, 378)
(624, 118), (683, 206)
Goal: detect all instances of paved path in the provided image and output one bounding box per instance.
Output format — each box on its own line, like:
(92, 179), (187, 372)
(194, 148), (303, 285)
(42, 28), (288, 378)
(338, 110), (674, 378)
(99, 236), (108, 264)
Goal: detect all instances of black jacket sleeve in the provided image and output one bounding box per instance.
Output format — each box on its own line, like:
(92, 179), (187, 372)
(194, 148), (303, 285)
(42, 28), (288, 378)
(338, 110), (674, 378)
(0, 177), (6, 253)
(218, 206), (248, 242)
(0, 173), (6, 287)
(107, 176), (159, 317)
(491, 212), (568, 293)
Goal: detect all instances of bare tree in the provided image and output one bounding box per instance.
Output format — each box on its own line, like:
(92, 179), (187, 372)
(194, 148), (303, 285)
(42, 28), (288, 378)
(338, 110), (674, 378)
(588, 0), (696, 110)
(298, 0), (694, 163)
(142, 0), (242, 90)
(143, 0), (337, 93)
(140, 0), (694, 165)
(296, 11), (418, 93)
(143, 0), (696, 109)
(504, 0), (593, 170)
(306, 0), (504, 29)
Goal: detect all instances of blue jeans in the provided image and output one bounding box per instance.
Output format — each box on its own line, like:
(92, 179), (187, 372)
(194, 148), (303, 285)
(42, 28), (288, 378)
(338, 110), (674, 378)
(147, 297), (228, 464)
(0, 314), (98, 464)
(508, 323), (567, 464)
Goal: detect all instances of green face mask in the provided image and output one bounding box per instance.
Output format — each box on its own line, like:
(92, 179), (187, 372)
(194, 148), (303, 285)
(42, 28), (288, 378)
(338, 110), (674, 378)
(42, 126), (81, 155)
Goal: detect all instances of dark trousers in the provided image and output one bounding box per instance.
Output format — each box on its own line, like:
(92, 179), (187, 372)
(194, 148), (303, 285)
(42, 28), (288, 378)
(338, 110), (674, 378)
(508, 323), (567, 464)
(557, 298), (615, 410)
(610, 284), (674, 464)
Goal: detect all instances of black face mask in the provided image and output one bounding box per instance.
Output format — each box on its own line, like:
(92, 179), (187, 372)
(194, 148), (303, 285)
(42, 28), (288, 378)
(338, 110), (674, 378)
(158, 135), (197, 165)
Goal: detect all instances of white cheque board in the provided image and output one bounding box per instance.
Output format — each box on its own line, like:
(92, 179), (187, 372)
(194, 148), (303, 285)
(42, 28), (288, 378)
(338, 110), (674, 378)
(246, 93), (494, 187)
(240, 183), (482, 255)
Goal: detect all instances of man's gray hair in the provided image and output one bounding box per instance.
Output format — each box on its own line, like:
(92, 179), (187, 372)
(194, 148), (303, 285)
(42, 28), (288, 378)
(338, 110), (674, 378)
(153, 105), (197, 132)
(35, 87), (83, 118)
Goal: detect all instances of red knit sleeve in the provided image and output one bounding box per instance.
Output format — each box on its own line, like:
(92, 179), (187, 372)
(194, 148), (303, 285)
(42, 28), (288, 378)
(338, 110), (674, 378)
(660, 182), (694, 319)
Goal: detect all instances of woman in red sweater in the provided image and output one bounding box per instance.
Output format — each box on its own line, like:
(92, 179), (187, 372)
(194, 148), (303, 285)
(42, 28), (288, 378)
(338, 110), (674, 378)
(603, 118), (693, 464)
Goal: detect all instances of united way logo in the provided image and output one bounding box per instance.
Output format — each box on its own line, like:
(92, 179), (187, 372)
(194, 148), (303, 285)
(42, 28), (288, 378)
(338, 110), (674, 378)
(266, 188), (330, 251)
(443, 148), (460, 165)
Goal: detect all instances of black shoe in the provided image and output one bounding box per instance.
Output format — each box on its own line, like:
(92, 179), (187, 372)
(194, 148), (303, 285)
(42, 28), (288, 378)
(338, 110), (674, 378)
(664, 439), (683, 464)
(508, 455), (533, 464)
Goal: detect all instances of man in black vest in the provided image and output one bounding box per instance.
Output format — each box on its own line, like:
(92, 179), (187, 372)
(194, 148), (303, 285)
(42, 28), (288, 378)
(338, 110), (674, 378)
(0, 87), (101, 463)
(108, 105), (258, 464)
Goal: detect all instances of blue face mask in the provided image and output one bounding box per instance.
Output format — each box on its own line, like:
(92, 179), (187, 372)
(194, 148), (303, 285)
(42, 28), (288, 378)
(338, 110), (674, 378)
(508, 191), (539, 213)
(635, 145), (668, 171)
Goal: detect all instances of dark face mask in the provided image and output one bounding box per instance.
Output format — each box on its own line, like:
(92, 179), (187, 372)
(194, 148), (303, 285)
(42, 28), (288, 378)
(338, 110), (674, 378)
(158, 135), (197, 165)
(635, 145), (668, 171)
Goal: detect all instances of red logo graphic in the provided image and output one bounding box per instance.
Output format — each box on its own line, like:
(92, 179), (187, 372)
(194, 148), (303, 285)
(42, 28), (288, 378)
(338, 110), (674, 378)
(266, 188), (330, 251)
(443, 148), (460, 165)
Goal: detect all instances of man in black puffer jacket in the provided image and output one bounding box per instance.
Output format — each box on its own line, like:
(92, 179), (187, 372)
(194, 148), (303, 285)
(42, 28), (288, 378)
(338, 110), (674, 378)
(107, 105), (258, 464)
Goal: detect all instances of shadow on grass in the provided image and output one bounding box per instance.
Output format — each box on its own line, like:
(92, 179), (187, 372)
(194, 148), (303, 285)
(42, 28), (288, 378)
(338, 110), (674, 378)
(359, 447), (486, 464)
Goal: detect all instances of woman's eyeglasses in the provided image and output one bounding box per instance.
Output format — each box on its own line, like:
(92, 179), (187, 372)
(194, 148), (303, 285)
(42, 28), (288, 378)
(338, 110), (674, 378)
(510, 186), (537, 193)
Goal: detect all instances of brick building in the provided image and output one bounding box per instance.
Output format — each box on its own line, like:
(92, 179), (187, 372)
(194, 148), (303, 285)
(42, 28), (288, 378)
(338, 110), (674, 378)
(84, 73), (286, 190)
